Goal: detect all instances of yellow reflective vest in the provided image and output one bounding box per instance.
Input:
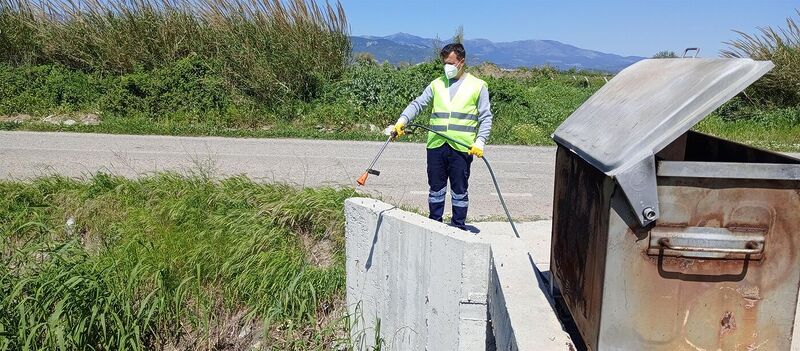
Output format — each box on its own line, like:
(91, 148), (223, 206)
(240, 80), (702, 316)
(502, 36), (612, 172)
(427, 73), (486, 152)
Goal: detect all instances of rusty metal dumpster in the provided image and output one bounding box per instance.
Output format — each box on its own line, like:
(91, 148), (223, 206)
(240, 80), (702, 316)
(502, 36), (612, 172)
(549, 58), (800, 350)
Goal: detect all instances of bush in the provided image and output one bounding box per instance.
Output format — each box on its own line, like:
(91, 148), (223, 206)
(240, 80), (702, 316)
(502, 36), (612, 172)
(486, 76), (597, 143)
(0, 63), (103, 115)
(0, 57), (253, 126)
(717, 96), (800, 126)
(99, 55), (233, 123)
(652, 51), (678, 59)
(326, 61), (440, 111)
(508, 123), (548, 145)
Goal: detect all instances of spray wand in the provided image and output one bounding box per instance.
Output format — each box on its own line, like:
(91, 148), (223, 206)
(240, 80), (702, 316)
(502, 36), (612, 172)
(356, 132), (396, 186)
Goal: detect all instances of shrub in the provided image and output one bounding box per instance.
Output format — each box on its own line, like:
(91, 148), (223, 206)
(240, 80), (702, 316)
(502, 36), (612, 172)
(0, 63), (103, 114)
(652, 51), (678, 58)
(325, 61), (440, 113)
(0, 57), (246, 125)
(99, 55), (233, 122)
(509, 123), (548, 145)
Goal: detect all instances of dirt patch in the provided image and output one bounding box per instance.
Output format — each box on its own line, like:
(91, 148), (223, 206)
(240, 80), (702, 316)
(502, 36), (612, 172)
(157, 293), (264, 351)
(471, 63), (537, 79)
(43, 114), (71, 125)
(153, 295), (349, 350)
(265, 297), (348, 350)
(0, 113), (34, 123)
(299, 232), (336, 268)
(355, 123), (380, 133)
(80, 113), (102, 126)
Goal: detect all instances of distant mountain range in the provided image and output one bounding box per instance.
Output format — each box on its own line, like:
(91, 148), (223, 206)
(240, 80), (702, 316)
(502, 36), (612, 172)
(352, 33), (646, 73)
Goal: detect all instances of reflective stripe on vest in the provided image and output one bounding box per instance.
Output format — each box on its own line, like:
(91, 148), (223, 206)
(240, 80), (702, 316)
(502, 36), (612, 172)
(426, 73), (486, 152)
(431, 112), (478, 121)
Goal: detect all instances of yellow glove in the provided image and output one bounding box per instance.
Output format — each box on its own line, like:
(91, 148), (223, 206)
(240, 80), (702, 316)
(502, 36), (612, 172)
(468, 143), (484, 158)
(393, 120), (406, 137)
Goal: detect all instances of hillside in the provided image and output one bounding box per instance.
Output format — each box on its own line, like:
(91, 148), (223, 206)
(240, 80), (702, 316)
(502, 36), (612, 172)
(352, 32), (645, 72)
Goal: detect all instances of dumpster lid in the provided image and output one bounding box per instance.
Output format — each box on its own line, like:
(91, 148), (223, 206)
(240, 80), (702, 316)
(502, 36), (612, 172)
(553, 58), (774, 227)
(553, 58), (774, 175)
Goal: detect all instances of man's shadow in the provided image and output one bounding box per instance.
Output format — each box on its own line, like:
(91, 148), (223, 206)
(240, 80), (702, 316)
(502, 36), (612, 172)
(365, 210), (481, 270)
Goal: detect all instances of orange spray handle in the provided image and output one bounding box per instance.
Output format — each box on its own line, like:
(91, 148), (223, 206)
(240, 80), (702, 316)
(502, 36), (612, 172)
(357, 169), (380, 186)
(357, 133), (394, 186)
(357, 172), (369, 186)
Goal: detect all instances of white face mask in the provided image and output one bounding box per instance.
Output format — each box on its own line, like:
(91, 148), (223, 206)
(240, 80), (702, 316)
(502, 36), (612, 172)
(444, 63), (459, 79)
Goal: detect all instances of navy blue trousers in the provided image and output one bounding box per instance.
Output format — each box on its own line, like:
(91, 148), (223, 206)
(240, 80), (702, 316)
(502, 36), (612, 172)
(427, 143), (473, 229)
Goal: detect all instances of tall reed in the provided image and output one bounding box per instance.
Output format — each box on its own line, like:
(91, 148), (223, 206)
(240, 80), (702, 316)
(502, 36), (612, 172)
(0, 0), (351, 104)
(722, 9), (800, 107)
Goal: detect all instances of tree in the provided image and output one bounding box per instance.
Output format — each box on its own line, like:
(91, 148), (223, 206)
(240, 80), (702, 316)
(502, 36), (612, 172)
(353, 52), (377, 65)
(452, 25), (464, 44)
(430, 25), (465, 62)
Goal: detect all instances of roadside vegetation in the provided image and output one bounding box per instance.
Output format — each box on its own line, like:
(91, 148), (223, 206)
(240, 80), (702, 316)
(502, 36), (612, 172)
(723, 9), (800, 108)
(0, 57), (605, 145)
(0, 0), (349, 106)
(0, 172), (362, 350)
(1, 0), (798, 150)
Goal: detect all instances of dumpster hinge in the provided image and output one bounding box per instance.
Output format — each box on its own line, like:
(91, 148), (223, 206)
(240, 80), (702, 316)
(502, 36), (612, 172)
(615, 155), (659, 227)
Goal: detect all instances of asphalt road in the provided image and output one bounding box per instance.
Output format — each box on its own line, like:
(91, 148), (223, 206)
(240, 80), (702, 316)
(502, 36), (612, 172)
(2, 131), (798, 220)
(0, 131), (557, 220)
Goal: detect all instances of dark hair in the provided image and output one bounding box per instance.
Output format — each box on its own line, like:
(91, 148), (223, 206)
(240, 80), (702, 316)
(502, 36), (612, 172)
(440, 43), (466, 60)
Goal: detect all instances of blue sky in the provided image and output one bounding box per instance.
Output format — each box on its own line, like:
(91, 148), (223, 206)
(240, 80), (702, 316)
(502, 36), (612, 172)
(339, 0), (799, 57)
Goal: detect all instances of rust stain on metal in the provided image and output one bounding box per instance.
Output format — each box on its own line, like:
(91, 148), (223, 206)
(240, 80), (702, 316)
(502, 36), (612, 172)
(720, 311), (737, 336)
(550, 146), (612, 349)
(624, 176), (800, 350)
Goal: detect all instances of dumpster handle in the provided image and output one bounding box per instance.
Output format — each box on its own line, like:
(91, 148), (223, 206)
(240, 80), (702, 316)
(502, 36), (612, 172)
(657, 238), (762, 255)
(682, 47), (700, 58)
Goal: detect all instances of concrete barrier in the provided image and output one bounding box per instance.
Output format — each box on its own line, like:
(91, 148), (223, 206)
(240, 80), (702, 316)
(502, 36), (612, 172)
(345, 198), (494, 350)
(345, 198), (575, 350)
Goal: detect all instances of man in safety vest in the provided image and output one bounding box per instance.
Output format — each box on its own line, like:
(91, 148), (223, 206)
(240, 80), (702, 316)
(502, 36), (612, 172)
(393, 43), (493, 231)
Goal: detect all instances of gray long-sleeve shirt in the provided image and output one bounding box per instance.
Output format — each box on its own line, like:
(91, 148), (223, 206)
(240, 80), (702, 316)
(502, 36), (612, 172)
(399, 75), (493, 143)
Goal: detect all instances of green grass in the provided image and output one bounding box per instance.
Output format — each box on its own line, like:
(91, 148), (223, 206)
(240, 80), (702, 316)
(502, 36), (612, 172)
(0, 173), (361, 350)
(696, 114), (800, 151)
